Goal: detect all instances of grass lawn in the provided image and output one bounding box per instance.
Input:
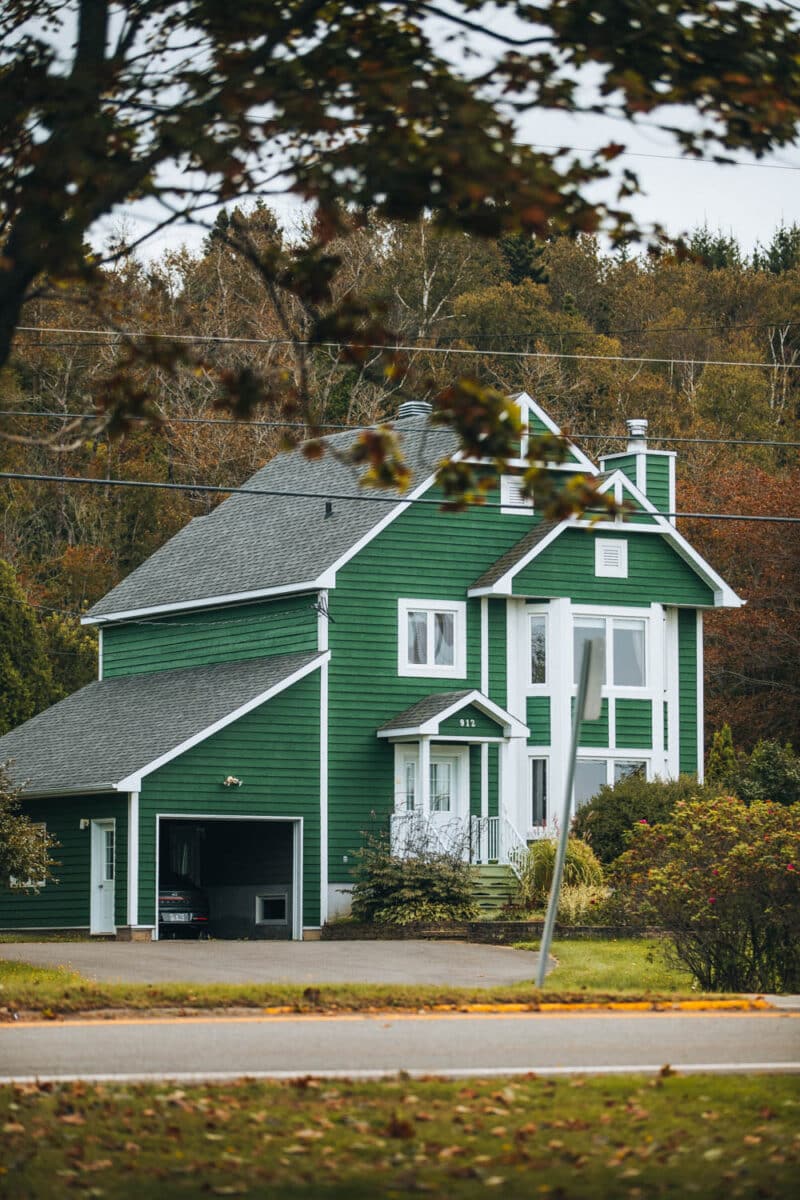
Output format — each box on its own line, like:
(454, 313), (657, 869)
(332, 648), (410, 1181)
(0, 940), (737, 1017)
(1, 1073), (797, 1198)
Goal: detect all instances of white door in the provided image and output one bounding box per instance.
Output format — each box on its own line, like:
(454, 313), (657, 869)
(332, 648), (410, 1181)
(396, 748), (469, 856)
(90, 819), (116, 934)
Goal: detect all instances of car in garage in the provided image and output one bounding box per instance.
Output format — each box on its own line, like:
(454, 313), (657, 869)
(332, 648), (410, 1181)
(157, 872), (210, 938)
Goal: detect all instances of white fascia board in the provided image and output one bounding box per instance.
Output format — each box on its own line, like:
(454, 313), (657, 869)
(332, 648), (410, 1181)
(322, 472), (439, 582)
(116, 651), (330, 790)
(81, 579), (332, 627)
(599, 471), (744, 608)
(377, 689), (528, 739)
(467, 520), (571, 597)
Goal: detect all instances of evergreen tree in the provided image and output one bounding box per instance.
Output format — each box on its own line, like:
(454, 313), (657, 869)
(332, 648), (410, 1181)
(0, 560), (60, 735)
(498, 232), (549, 286)
(752, 222), (800, 273)
(687, 225), (743, 269)
(707, 724), (738, 790)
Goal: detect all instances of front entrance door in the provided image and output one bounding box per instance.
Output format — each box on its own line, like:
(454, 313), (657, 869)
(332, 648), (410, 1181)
(90, 819), (116, 934)
(396, 748), (469, 856)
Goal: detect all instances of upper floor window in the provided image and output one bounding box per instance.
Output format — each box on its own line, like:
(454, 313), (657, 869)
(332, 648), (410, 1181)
(398, 599), (466, 678)
(529, 612), (547, 685)
(573, 616), (647, 688)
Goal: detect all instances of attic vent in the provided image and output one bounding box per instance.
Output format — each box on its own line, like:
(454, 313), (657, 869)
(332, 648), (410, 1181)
(500, 475), (534, 515)
(595, 538), (628, 579)
(396, 400), (433, 420)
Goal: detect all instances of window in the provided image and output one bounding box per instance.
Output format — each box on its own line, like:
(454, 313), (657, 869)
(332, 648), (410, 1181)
(530, 758), (548, 826)
(595, 538), (628, 578)
(398, 599), (466, 677)
(574, 758), (647, 808)
(430, 760), (453, 813)
(500, 475), (534, 515)
(573, 616), (647, 688)
(529, 613), (547, 684)
(255, 891), (289, 925)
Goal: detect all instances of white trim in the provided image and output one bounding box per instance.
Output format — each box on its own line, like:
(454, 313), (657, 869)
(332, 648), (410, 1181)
(81, 579), (331, 626)
(116, 652), (329, 790)
(154, 813), (304, 942)
(419, 737), (431, 817)
(548, 598), (571, 819)
(127, 791), (139, 926)
(397, 598), (467, 679)
(377, 689), (528, 740)
(696, 610), (705, 782)
(319, 655), (329, 926)
(480, 743), (488, 820)
(635, 451), (646, 494)
(97, 628), (103, 680)
(480, 597), (488, 695)
(468, 469), (743, 608)
(512, 391), (599, 475)
(316, 590), (329, 653)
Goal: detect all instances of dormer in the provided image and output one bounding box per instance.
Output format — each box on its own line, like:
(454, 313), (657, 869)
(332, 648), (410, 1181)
(600, 419), (676, 525)
(509, 392), (598, 475)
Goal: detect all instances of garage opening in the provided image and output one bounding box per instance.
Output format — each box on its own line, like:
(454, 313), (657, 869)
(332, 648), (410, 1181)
(157, 817), (300, 941)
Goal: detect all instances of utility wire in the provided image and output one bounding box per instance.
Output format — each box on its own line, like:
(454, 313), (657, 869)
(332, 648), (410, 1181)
(531, 142), (800, 171)
(1, 469), (798, 523)
(1, 409), (798, 449)
(12, 326), (800, 370)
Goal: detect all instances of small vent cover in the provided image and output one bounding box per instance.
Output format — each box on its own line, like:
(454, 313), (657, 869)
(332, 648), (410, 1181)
(595, 538), (628, 578)
(500, 475), (534, 514)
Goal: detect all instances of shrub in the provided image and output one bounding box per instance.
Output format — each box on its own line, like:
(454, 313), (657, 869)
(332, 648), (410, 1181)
(555, 883), (612, 926)
(516, 837), (603, 909)
(350, 826), (478, 925)
(707, 726), (800, 807)
(608, 796), (800, 992)
(571, 773), (718, 865)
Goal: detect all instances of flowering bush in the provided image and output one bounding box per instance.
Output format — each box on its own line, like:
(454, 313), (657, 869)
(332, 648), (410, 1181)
(609, 796), (800, 992)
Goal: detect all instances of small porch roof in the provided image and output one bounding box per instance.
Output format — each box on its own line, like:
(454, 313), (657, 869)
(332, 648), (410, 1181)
(377, 689), (528, 740)
(0, 650), (327, 797)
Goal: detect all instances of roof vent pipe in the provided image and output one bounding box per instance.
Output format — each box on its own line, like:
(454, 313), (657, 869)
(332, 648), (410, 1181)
(396, 400), (433, 420)
(626, 418), (648, 449)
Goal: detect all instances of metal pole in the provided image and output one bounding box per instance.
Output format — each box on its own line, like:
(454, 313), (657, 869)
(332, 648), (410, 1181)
(535, 639), (602, 988)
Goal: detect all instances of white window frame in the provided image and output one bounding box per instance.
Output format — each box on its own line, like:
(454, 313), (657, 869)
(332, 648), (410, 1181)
(573, 756), (650, 809)
(500, 475), (535, 516)
(595, 537), (628, 578)
(398, 598), (467, 679)
(572, 609), (649, 693)
(528, 754), (549, 832)
(255, 888), (290, 927)
(528, 606), (548, 690)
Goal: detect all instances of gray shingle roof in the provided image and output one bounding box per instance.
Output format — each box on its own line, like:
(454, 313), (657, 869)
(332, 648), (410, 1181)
(0, 652), (322, 796)
(469, 519), (561, 590)
(377, 691), (474, 732)
(87, 418), (457, 619)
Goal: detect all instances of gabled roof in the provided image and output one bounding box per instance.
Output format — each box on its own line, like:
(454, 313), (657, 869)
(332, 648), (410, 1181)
(377, 690), (528, 739)
(85, 418), (457, 623)
(468, 469), (743, 608)
(512, 392), (598, 475)
(0, 652), (326, 797)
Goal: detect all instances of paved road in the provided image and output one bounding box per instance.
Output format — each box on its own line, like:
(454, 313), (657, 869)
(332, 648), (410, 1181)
(0, 939), (543, 986)
(1, 1012), (797, 1082)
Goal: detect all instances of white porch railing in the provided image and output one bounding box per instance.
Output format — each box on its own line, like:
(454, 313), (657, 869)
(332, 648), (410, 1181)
(390, 812), (541, 881)
(469, 815), (530, 879)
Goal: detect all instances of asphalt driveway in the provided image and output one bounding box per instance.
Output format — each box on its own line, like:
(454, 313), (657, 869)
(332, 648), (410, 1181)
(0, 939), (541, 987)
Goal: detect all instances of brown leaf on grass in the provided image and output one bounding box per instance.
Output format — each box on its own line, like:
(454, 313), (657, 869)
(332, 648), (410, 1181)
(2, 1122), (25, 1134)
(386, 1112), (416, 1139)
(58, 1113), (86, 1125)
(79, 1160), (113, 1173)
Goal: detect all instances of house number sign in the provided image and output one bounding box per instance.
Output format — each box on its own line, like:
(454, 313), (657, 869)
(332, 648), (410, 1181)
(459, 718), (477, 727)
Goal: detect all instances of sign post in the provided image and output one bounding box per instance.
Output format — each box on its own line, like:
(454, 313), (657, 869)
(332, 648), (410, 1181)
(535, 637), (604, 989)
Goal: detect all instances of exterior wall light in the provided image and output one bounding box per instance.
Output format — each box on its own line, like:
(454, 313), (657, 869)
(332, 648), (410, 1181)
(222, 775), (243, 788)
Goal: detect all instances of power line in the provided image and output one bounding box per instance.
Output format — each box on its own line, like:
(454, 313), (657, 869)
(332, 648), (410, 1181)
(13, 326), (800, 370)
(531, 142), (800, 172)
(1, 469), (798, 523)
(1, 409), (798, 449)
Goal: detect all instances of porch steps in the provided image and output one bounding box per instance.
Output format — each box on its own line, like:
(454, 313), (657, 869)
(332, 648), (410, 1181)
(472, 864), (518, 916)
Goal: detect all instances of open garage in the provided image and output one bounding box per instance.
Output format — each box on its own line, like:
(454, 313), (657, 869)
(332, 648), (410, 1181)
(157, 816), (301, 941)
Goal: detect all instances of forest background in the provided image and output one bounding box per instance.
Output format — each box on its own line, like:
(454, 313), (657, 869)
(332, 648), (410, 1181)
(1, 211), (798, 752)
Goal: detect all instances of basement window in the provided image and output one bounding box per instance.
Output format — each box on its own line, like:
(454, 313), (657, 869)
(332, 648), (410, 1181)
(255, 891), (289, 926)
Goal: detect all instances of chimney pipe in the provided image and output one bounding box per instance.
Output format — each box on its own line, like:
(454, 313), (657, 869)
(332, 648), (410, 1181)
(626, 418), (648, 450)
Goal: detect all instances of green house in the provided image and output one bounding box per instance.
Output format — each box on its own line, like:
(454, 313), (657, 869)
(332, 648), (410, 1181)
(0, 395), (742, 939)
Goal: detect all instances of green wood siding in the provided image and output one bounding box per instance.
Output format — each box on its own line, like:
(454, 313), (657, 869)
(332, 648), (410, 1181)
(678, 609), (699, 774)
(439, 705), (502, 738)
(102, 595), (318, 678)
(615, 699), (653, 749)
(526, 696), (551, 745)
(138, 672), (321, 927)
(326, 489), (530, 884)
(488, 745), (499, 818)
(513, 530), (714, 606)
(469, 745), (481, 817)
(645, 456), (671, 514)
(574, 698), (609, 747)
(0, 794), (127, 930)
(607, 453), (636, 482)
(487, 599), (507, 708)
